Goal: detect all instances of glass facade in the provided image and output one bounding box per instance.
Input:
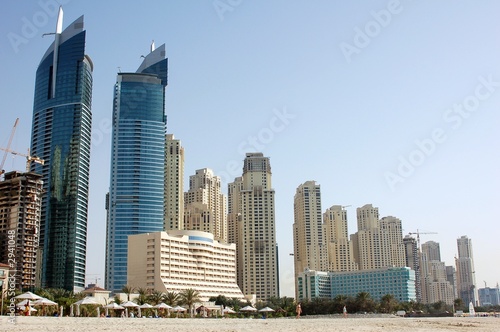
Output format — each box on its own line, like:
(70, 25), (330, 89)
(297, 267), (416, 303)
(30, 15), (93, 291)
(105, 45), (168, 292)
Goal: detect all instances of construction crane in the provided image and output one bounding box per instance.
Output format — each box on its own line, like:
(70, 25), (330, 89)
(1, 118), (19, 177)
(0, 147), (44, 173)
(408, 229), (438, 248)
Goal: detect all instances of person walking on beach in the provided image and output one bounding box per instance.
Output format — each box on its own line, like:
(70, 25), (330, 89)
(343, 305), (347, 318)
(296, 303), (302, 319)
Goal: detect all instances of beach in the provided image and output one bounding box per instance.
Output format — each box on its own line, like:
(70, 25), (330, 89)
(1, 316), (498, 332)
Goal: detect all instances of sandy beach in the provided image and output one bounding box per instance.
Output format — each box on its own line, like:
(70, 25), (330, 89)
(1, 316), (498, 332)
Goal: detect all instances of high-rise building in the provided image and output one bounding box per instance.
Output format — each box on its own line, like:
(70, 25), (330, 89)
(421, 241), (441, 261)
(0, 171), (43, 290)
(455, 235), (478, 306)
(323, 205), (357, 272)
(420, 241), (455, 305)
(30, 8), (93, 291)
(351, 205), (405, 271)
(105, 42), (168, 292)
(227, 176), (242, 248)
(445, 265), (458, 299)
(478, 285), (500, 306)
(351, 204), (382, 270)
(184, 168), (227, 242)
(127, 230), (244, 301)
(228, 153), (278, 301)
(293, 181), (327, 299)
(164, 134), (184, 230)
(403, 235), (421, 302)
(379, 216), (406, 268)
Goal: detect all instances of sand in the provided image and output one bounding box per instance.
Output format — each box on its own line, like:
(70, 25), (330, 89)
(1, 315), (499, 331)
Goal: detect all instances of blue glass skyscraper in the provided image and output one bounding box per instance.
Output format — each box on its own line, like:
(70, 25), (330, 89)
(105, 43), (168, 292)
(30, 8), (93, 291)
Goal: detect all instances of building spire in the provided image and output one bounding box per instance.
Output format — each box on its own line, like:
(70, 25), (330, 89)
(56, 6), (63, 34)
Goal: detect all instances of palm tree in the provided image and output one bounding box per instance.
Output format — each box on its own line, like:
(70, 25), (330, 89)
(379, 294), (398, 313)
(148, 290), (165, 305)
(179, 288), (201, 317)
(355, 292), (375, 313)
(121, 285), (135, 302)
(163, 291), (179, 307)
(135, 287), (149, 305)
(210, 295), (229, 308)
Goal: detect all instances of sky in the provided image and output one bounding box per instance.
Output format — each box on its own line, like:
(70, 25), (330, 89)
(1, 0), (499, 297)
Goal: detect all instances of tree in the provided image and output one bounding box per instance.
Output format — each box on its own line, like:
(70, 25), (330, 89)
(454, 298), (464, 311)
(355, 292), (376, 313)
(148, 290), (165, 305)
(379, 294), (398, 314)
(163, 291), (179, 307)
(121, 285), (135, 301)
(179, 288), (201, 317)
(135, 287), (149, 305)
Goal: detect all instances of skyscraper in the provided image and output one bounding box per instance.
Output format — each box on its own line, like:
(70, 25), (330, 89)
(164, 134), (184, 230)
(351, 204), (382, 270)
(228, 153), (278, 301)
(351, 205), (405, 271)
(456, 235), (478, 306)
(323, 205), (357, 272)
(184, 168), (227, 242)
(293, 181), (327, 299)
(105, 42), (168, 292)
(420, 241), (455, 305)
(403, 235), (421, 302)
(30, 8), (93, 291)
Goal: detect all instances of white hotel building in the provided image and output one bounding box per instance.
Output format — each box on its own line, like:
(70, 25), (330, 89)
(127, 230), (244, 301)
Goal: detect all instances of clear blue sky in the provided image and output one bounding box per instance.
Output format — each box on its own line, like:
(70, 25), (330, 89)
(1, 1), (499, 297)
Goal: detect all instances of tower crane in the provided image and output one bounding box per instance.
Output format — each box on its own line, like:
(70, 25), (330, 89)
(1, 118), (19, 177)
(0, 147), (44, 174)
(408, 229), (438, 248)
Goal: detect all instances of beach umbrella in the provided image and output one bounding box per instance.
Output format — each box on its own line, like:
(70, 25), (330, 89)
(172, 305), (186, 312)
(105, 302), (125, 309)
(223, 307), (236, 314)
(104, 302), (124, 317)
(153, 302), (172, 317)
(122, 301), (139, 317)
(121, 301), (139, 307)
(33, 298), (58, 306)
(240, 305), (257, 318)
(75, 297), (100, 305)
(258, 306), (275, 318)
(138, 303), (154, 317)
(33, 298), (58, 316)
(240, 305), (257, 312)
(14, 291), (43, 300)
(171, 305), (186, 318)
(74, 297), (100, 317)
(154, 302), (172, 309)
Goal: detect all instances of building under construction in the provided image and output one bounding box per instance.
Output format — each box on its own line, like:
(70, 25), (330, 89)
(0, 171), (43, 290)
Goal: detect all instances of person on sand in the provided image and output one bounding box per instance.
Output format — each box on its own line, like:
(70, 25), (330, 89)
(296, 303), (302, 319)
(343, 305), (347, 318)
